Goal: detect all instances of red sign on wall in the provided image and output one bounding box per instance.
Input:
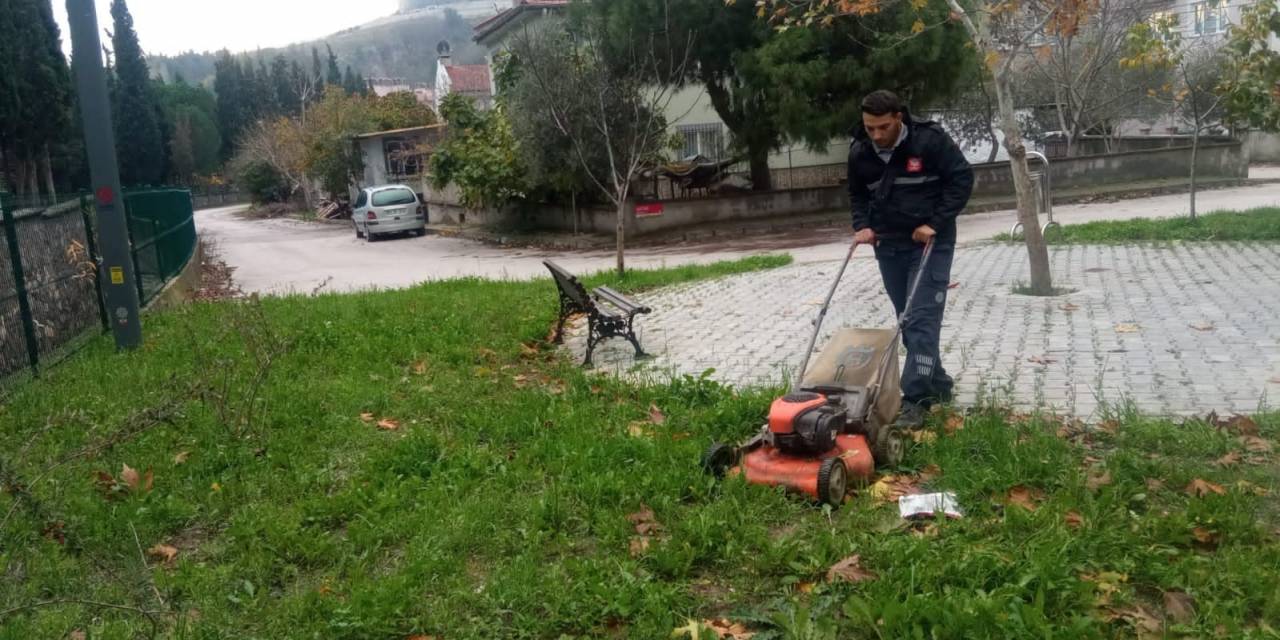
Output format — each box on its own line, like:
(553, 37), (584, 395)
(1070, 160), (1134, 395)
(635, 202), (664, 217)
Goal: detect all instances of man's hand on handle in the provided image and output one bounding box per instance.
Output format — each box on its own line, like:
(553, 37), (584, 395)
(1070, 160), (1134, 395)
(854, 228), (876, 245)
(912, 225), (936, 244)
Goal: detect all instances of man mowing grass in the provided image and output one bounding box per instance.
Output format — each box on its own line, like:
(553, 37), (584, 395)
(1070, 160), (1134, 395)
(848, 90), (975, 428)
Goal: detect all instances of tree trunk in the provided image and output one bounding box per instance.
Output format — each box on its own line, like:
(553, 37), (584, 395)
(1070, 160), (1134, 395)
(571, 190), (578, 236)
(1189, 126), (1199, 220)
(26, 158), (39, 202)
(748, 146), (772, 191)
(986, 129), (999, 163)
(994, 71), (1054, 295)
(42, 145), (57, 203)
(615, 198), (626, 276)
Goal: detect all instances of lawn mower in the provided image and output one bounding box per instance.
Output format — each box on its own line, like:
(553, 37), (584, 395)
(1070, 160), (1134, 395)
(701, 239), (937, 507)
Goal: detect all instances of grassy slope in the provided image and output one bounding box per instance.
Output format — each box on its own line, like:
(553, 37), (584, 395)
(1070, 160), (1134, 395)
(1, 253), (1279, 639)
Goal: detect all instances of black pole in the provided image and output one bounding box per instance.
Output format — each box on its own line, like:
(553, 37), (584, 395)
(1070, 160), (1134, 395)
(67, 0), (143, 349)
(1, 205), (42, 375)
(79, 195), (110, 332)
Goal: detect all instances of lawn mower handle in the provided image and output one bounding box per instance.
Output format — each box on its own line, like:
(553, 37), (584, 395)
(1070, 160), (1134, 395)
(793, 240), (860, 389)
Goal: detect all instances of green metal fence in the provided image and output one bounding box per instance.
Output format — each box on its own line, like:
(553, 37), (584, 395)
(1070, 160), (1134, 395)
(125, 188), (198, 303)
(0, 188), (198, 379)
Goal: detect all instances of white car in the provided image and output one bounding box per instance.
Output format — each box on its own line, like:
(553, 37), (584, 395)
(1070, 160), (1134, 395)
(352, 185), (426, 241)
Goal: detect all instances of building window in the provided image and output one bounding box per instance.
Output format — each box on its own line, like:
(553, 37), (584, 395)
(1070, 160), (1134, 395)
(677, 124), (726, 160)
(384, 137), (425, 178)
(1194, 0), (1227, 35)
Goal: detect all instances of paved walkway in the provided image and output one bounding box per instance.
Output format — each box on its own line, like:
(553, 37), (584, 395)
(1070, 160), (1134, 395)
(565, 243), (1280, 418)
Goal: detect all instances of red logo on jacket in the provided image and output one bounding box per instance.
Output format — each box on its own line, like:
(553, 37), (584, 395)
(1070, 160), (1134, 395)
(906, 157), (923, 173)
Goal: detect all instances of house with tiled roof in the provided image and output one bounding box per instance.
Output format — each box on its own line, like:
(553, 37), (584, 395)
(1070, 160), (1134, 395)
(434, 42), (494, 112)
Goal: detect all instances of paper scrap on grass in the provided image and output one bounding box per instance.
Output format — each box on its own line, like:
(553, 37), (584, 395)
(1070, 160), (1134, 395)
(898, 492), (963, 519)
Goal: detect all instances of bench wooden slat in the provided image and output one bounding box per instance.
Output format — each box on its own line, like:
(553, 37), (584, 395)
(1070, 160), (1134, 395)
(594, 286), (651, 315)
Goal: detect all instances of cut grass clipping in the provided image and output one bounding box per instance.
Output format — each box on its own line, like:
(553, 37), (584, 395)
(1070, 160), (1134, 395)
(2, 254), (1279, 638)
(994, 206), (1280, 244)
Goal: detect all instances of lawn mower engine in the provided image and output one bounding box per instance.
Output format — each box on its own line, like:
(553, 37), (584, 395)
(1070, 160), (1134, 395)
(769, 393), (840, 455)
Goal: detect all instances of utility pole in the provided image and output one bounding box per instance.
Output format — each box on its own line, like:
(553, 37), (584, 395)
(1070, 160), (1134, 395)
(66, 0), (142, 349)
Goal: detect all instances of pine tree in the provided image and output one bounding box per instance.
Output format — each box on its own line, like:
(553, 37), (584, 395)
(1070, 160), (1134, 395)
(325, 44), (343, 90)
(270, 55), (296, 116)
(343, 65), (360, 96)
(214, 50), (247, 159)
(355, 72), (369, 97)
(311, 47), (325, 99)
(0, 0), (75, 197)
(110, 0), (166, 186)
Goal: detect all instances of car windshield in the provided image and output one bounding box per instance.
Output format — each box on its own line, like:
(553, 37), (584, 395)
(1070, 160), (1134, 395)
(372, 189), (417, 207)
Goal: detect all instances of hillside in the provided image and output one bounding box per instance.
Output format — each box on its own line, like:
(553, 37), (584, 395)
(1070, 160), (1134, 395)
(150, 8), (489, 87)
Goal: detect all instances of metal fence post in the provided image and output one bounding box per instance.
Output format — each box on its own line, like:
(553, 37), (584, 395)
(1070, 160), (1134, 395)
(124, 210), (145, 303)
(80, 195), (110, 332)
(1, 204), (41, 375)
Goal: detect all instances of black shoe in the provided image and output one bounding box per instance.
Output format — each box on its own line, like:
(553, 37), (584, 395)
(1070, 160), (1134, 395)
(894, 402), (928, 430)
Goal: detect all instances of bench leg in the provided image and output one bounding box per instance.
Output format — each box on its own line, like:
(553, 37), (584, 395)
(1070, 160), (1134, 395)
(626, 317), (648, 358)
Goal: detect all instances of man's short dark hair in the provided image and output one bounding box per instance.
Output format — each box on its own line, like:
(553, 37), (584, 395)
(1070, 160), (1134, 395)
(861, 90), (903, 117)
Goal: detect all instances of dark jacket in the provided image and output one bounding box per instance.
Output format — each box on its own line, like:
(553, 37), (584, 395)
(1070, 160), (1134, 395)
(848, 108), (974, 247)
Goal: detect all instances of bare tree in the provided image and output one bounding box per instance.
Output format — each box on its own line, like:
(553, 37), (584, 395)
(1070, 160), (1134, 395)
(1123, 15), (1233, 219)
(508, 17), (691, 276)
(1023, 0), (1166, 156)
(233, 118), (316, 209)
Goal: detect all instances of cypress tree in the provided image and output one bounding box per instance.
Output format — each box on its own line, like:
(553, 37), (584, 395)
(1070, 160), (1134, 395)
(110, 0), (165, 186)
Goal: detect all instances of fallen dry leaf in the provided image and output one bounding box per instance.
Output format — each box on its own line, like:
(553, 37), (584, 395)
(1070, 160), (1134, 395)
(1059, 302), (1080, 312)
(629, 536), (651, 556)
(1086, 469), (1113, 492)
(519, 342), (539, 358)
(1163, 590), (1197, 624)
(1081, 571), (1128, 605)
(1004, 485), (1044, 511)
(376, 418), (401, 431)
(918, 464), (941, 483)
(1145, 478), (1165, 492)
(947, 281), (960, 289)
(173, 451), (191, 465)
(1235, 480), (1270, 496)
(1240, 436), (1273, 453)
(944, 413), (965, 435)
(911, 430), (938, 444)
(513, 374), (530, 389)
(1186, 479), (1227, 497)
(868, 474), (921, 504)
(476, 347), (498, 361)
(1103, 604), (1163, 634)
(796, 581), (815, 594)
(1099, 419), (1121, 434)
(628, 506), (662, 536)
(627, 422), (654, 439)
(1215, 451), (1242, 467)
(1188, 322), (1216, 332)
(1027, 355), (1057, 365)
(648, 404), (667, 425)
(1210, 412), (1259, 436)
(1192, 526), (1220, 546)
(359, 412), (375, 423)
(147, 543), (178, 563)
(827, 554), (877, 584)
(411, 360), (428, 375)
(704, 617), (756, 639)
(1114, 323), (1140, 333)
(1065, 511), (1084, 529)
(69, 631), (86, 640)
(121, 464), (141, 491)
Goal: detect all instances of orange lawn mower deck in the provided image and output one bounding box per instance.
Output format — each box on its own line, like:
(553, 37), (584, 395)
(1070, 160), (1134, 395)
(701, 240), (936, 507)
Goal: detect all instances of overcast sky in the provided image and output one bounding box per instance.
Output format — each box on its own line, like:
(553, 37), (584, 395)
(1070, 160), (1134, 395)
(53, 0), (398, 57)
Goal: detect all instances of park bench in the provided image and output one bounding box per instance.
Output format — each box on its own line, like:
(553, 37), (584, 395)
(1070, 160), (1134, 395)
(543, 260), (651, 366)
